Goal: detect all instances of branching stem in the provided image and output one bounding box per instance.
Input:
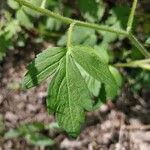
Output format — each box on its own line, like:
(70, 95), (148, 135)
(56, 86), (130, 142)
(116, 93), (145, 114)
(128, 33), (150, 58)
(67, 22), (76, 50)
(14, 0), (126, 35)
(14, 0), (150, 60)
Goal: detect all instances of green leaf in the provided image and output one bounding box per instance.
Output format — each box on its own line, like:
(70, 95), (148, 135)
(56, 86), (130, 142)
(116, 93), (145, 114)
(102, 22), (121, 43)
(58, 26), (97, 47)
(4, 129), (21, 139)
(112, 5), (130, 29)
(70, 45), (118, 98)
(16, 9), (33, 29)
(77, 0), (105, 22)
(5, 20), (21, 39)
(145, 37), (150, 44)
(23, 45), (119, 137)
(0, 31), (11, 61)
(92, 84), (107, 110)
(102, 5), (130, 43)
(76, 63), (101, 97)
(47, 55), (92, 137)
(109, 66), (123, 88)
(25, 133), (55, 147)
(46, 18), (62, 31)
(18, 122), (45, 134)
(94, 42), (109, 63)
(7, 0), (19, 9)
(22, 47), (66, 89)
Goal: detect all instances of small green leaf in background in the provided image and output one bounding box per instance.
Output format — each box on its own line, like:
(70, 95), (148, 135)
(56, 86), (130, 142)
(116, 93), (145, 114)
(112, 5), (130, 29)
(5, 20), (21, 39)
(94, 42), (109, 63)
(4, 122), (55, 147)
(130, 70), (150, 93)
(101, 5), (130, 44)
(22, 47), (66, 89)
(77, 0), (105, 22)
(7, 0), (19, 9)
(57, 26), (97, 47)
(0, 32), (10, 60)
(145, 37), (150, 44)
(130, 46), (145, 60)
(102, 22), (121, 43)
(109, 66), (123, 88)
(46, 18), (62, 31)
(18, 122), (45, 134)
(0, 10), (21, 61)
(4, 129), (21, 138)
(25, 133), (55, 147)
(16, 9), (33, 29)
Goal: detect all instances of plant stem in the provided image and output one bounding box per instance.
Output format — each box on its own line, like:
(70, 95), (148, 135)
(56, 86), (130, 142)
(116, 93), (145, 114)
(115, 59), (150, 70)
(14, 0), (150, 59)
(67, 22), (76, 50)
(127, 0), (138, 32)
(115, 62), (138, 68)
(128, 33), (150, 58)
(14, 0), (127, 35)
(41, 0), (47, 9)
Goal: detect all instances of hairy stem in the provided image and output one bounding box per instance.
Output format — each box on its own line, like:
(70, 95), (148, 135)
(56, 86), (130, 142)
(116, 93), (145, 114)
(67, 22), (76, 49)
(14, 0), (150, 59)
(41, 0), (47, 9)
(127, 0), (138, 32)
(14, 0), (127, 35)
(115, 59), (150, 70)
(128, 33), (150, 58)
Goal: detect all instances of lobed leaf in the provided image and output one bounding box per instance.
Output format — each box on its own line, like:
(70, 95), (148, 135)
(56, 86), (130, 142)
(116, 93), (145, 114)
(22, 47), (66, 89)
(23, 44), (120, 137)
(47, 54), (92, 137)
(70, 45), (119, 98)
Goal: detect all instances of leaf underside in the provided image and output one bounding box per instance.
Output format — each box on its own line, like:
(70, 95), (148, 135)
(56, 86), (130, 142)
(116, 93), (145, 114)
(70, 45), (118, 98)
(22, 47), (66, 89)
(47, 55), (92, 137)
(22, 45), (118, 137)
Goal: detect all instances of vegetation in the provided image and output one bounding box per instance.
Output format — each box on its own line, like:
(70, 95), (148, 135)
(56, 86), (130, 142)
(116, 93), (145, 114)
(0, 0), (150, 148)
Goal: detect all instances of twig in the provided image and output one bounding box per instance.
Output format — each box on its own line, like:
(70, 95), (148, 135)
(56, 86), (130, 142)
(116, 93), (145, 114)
(116, 114), (126, 150)
(124, 125), (150, 131)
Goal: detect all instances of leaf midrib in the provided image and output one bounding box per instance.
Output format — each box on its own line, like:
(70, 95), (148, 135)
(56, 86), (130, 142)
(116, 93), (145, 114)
(66, 55), (75, 132)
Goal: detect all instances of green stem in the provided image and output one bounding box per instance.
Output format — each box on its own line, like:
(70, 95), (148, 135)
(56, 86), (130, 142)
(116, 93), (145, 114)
(128, 33), (150, 58)
(67, 22), (76, 49)
(115, 59), (150, 70)
(14, 0), (127, 35)
(14, 0), (150, 59)
(115, 63), (137, 68)
(127, 0), (138, 32)
(41, 0), (47, 9)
